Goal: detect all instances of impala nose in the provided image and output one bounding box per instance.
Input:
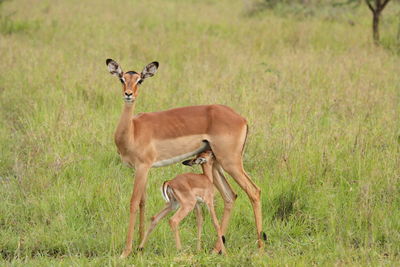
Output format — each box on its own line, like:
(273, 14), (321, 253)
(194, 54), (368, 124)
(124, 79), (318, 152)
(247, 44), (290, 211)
(124, 91), (134, 102)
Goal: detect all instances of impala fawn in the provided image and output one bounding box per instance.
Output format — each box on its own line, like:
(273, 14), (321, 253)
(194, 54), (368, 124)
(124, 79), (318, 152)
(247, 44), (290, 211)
(138, 150), (226, 254)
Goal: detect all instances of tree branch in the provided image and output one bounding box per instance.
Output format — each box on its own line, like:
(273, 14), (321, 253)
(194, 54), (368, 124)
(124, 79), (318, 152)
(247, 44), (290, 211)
(381, 0), (391, 11)
(365, 0), (375, 12)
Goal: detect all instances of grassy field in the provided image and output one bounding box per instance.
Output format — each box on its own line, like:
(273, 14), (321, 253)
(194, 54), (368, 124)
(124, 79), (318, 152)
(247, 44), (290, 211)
(1, 0), (400, 265)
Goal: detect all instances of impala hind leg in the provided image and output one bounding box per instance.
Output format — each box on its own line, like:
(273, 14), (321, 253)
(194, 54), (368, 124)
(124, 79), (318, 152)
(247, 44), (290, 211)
(194, 204), (203, 251)
(212, 162), (237, 251)
(138, 204), (173, 250)
(206, 198), (226, 255)
(120, 165), (150, 259)
(169, 202), (196, 250)
(221, 160), (263, 249)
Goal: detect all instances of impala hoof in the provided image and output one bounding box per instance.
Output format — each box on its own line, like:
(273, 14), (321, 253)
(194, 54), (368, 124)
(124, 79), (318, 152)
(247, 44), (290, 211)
(212, 247), (225, 255)
(212, 248), (226, 255)
(262, 232), (267, 241)
(120, 249), (132, 259)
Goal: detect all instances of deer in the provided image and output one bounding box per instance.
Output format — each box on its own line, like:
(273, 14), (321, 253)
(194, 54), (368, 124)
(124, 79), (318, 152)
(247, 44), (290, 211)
(138, 150), (226, 254)
(105, 58), (265, 258)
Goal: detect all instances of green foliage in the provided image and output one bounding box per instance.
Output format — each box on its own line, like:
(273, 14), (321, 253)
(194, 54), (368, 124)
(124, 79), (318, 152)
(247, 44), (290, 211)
(255, 0), (362, 18)
(1, 0), (400, 265)
(0, 1), (40, 34)
(255, 0), (400, 50)
(0, 16), (40, 35)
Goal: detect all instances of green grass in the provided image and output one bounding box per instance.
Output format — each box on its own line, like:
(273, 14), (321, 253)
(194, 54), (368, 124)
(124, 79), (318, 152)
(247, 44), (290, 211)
(1, 0), (399, 265)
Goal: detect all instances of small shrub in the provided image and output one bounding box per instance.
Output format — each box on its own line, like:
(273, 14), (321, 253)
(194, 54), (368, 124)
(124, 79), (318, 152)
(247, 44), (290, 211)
(0, 15), (40, 35)
(0, 0), (40, 35)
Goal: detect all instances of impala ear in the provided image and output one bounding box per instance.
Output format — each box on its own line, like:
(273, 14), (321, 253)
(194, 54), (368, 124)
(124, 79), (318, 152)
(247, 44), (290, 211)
(106, 58), (123, 78)
(141, 61), (159, 80)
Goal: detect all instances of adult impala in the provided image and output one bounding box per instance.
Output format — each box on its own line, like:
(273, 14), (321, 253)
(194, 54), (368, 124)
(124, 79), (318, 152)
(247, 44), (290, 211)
(106, 59), (264, 258)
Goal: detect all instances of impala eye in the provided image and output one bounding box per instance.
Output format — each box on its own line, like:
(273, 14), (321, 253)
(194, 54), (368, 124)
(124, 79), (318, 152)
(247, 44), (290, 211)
(120, 78), (125, 84)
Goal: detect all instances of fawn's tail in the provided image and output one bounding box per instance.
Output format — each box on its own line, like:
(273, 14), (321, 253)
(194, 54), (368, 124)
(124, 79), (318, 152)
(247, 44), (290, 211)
(161, 181), (170, 202)
(161, 181), (176, 203)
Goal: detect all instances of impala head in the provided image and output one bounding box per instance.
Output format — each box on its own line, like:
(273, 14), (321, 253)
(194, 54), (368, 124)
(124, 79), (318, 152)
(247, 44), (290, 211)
(106, 59), (159, 103)
(182, 150), (214, 166)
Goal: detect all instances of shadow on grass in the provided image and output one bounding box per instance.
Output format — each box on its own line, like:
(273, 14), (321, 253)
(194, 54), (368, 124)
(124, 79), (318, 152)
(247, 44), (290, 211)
(1, 248), (100, 261)
(271, 187), (302, 221)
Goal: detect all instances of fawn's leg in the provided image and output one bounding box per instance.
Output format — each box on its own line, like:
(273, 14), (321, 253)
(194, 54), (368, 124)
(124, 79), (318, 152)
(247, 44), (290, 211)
(194, 204), (203, 251)
(138, 204), (172, 249)
(169, 202), (195, 250)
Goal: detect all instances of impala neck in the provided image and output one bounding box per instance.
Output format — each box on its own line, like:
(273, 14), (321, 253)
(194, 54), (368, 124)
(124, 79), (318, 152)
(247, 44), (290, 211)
(115, 101), (135, 151)
(201, 163), (213, 183)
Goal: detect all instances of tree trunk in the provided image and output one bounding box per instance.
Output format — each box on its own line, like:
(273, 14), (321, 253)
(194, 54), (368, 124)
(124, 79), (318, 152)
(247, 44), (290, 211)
(365, 0), (392, 45)
(397, 16), (400, 43)
(372, 11), (380, 45)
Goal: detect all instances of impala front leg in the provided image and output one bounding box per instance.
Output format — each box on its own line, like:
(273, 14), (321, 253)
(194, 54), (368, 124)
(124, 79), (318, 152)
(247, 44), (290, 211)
(120, 165), (150, 259)
(139, 190), (147, 243)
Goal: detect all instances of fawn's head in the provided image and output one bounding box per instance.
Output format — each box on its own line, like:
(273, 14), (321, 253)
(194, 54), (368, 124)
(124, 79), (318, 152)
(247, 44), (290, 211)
(182, 150), (214, 167)
(106, 59), (159, 102)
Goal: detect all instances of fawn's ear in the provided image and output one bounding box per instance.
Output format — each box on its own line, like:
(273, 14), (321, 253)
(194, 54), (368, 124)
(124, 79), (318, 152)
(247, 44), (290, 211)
(182, 159), (194, 166)
(106, 59), (123, 78)
(141, 61), (159, 80)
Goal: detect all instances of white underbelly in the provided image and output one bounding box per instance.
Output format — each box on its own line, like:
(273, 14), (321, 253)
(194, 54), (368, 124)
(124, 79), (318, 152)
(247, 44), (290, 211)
(152, 135), (209, 167)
